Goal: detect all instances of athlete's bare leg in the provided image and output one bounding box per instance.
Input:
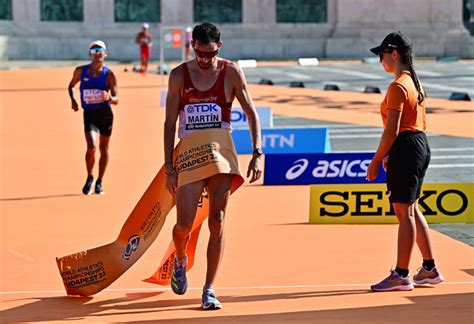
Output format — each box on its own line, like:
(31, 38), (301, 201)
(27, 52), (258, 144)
(174, 179), (207, 260)
(84, 131), (97, 176)
(98, 135), (110, 180)
(205, 174), (233, 287)
(393, 202), (416, 269)
(413, 199), (434, 260)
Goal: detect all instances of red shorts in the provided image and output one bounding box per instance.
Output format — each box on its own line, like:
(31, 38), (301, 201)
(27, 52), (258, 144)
(140, 45), (150, 62)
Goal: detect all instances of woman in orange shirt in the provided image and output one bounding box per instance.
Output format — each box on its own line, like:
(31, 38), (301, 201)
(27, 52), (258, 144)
(367, 32), (444, 292)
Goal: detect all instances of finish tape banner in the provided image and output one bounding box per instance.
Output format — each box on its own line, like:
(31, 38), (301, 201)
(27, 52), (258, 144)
(264, 152), (385, 185)
(309, 183), (474, 224)
(56, 130), (243, 296)
(232, 127), (331, 154)
(231, 106), (273, 128)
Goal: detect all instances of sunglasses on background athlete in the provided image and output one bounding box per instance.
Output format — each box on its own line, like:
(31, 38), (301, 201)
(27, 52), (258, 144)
(90, 47), (105, 54)
(193, 48), (219, 59)
(379, 50), (393, 61)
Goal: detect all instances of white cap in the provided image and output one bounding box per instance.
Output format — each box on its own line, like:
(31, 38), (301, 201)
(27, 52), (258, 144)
(89, 40), (107, 50)
(142, 23), (149, 29)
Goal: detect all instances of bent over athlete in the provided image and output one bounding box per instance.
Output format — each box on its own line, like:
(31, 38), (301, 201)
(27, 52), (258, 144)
(68, 40), (119, 195)
(164, 22), (263, 310)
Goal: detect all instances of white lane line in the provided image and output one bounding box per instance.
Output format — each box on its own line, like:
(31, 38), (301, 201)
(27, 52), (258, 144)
(1, 281), (473, 295)
(431, 155), (474, 159)
(331, 134), (440, 139)
(330, 128), (383, 133)
(333, 147), (474, 153)
(429, 164), (474, 168)
(272, 123), (375, 129)
(262, 68), (284, 75)
(312, 66), (385, 80)
(431, 148), (474, 152)
(455, 77), (474, 82)
(417, 70), (443, 77)
(286, 72), (312, 80)
(321, 81), (349, 86)
(422, 81), (474, 94)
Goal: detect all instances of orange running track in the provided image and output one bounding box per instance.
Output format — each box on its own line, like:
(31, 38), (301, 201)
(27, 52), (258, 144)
(0, 67), (473, 323)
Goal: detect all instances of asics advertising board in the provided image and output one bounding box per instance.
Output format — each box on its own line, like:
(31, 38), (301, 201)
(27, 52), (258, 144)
(309, 183), (474, 224)
(263, 152), (384, 185)
(231, 107), (273, 128)
(232, 128), (330, 154)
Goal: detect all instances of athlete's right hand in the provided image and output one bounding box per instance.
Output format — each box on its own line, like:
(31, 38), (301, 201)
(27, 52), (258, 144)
(71, 100), (79, 111)
(101, 91), (110, 102)
(165, 171), (177, 194)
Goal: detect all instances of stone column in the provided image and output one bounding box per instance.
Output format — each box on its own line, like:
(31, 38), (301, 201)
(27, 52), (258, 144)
(84, 0), (115, 24)
(12, 0), (40, 23)
(243, 0), (275, 23)
(161, 0), (193, 25)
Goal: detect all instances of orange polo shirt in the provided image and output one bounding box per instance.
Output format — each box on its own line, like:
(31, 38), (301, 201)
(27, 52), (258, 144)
(380, 71), (426, 133)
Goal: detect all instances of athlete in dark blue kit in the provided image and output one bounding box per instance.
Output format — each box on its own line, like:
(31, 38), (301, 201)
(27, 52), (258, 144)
(68, 40), (119, 195)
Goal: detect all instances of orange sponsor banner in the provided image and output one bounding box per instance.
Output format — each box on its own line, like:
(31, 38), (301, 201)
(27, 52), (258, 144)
(143, 191), (208, 285)
(56, 129), (243, 296)
(56, 168), (174, 296)
(172, 29), (183, 48)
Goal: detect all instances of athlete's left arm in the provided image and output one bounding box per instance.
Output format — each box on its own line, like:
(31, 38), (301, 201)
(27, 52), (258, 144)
(367, 109), (401, 182)
(106, 70), (119, 105)
(229, 62), (263, 183)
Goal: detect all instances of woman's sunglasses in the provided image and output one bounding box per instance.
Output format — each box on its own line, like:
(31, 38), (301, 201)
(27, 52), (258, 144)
(194, 48), (219, 59)
(379, 50), (393, 61)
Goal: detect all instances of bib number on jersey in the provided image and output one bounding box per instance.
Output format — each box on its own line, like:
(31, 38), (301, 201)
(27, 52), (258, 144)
(83, 89), (104, 104)
(184, 103), (222, 130)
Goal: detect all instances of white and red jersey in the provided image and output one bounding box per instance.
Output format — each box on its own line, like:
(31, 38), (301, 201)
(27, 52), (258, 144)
(178, 60), (232, 138)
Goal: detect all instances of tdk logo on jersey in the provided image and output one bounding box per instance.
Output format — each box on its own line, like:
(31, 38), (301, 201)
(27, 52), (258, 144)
(264, 153), (386, 185)
(186, 104), (219, 114)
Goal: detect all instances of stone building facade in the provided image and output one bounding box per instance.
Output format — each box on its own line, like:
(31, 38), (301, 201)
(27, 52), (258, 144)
(0, 0), (472, 60)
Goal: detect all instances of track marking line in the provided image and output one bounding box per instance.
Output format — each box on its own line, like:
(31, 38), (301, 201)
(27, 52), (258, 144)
(1, 282), (473, 295)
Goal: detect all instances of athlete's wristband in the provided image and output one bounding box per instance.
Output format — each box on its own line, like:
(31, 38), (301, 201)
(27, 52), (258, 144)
(109, 95), (118, 102)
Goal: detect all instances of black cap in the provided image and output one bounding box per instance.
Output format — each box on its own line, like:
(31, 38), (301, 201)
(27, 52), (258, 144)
(370, 31), (412, 55)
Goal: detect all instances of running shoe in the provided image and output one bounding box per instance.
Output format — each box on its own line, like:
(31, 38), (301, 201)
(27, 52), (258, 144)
(94, 179), (104, 194)
(171, 256), (188, 295)
(201, 289), (222, 310)
(371, 269), (414, 292)
(414, 266), (444, 285)
(82, 176), (94, 195)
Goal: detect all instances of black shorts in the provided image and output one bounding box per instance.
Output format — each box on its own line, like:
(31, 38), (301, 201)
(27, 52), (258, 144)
(386, 131), (430, 203)
(83, 107), (114, 136)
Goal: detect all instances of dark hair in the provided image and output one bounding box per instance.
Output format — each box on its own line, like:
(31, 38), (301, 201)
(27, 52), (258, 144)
(192, 22), (220, 44)
(399, 48), (426, 104)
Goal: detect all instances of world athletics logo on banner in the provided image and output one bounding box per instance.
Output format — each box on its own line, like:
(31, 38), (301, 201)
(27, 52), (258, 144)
(231, 127), (331, 154)
(263, 152), (385, 185)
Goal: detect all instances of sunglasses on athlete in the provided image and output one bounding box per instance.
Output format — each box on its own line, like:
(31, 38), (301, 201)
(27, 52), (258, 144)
(193, 48), (219, 59)
(90, 47), (106, 54)
(379, 50), (393, 61)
